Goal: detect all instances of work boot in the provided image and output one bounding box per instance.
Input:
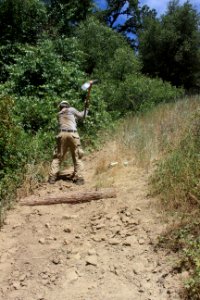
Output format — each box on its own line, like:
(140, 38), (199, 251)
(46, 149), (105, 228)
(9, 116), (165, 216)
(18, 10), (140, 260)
(73, 177), (85, 185)
(57, 173), (74, 181)
(48, 176), (56, 184)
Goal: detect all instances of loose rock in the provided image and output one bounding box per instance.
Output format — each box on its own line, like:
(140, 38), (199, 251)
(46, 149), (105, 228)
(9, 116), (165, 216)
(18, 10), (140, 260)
(66, 269), (78, 282)
(39, 238), (45, 245)
(12, 281), (21, 290)
(64, 227), (72, 233)
(51, 257), (61, 265)
(109, 238), (121, 245)
(86, 255), (98, 266)
(88, 249), (96, 256)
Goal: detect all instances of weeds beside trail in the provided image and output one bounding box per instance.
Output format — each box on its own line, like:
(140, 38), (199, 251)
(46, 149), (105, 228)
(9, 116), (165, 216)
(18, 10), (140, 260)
(112, 96), (200, 299)
(1, 96), (199, 298)
(0, 126), (182, 300)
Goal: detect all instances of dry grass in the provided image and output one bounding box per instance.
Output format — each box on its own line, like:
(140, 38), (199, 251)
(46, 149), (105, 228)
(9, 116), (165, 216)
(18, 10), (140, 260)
(113, 96), (199, 299)
(93, 141), (124, 188)
(17, 162), (49, 199)
(93, 95), (200, 203)
(116, 96), (200, 169)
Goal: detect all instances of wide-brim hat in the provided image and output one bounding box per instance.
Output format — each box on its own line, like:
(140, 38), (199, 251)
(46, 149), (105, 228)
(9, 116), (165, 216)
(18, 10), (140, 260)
(60, 101), (69, 108)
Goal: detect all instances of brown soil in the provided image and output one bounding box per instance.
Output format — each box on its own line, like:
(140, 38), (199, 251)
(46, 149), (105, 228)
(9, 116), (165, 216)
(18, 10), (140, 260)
(0, 146), (184, 300)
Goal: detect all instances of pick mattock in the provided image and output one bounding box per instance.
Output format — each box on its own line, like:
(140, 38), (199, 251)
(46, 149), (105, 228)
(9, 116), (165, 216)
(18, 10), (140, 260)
(81, 79), (98, 120)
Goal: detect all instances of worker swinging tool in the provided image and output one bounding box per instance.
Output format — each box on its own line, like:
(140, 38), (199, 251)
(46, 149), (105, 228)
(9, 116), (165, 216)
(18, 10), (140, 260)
(48, 80), (98, 185)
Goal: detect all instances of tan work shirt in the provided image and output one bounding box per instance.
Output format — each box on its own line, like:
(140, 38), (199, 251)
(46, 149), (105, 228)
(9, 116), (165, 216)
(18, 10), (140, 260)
(59, 107), (88, 131)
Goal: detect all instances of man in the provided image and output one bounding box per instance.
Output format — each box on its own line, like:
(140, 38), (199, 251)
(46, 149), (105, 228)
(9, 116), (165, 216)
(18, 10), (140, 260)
(48, 99), (89, 185)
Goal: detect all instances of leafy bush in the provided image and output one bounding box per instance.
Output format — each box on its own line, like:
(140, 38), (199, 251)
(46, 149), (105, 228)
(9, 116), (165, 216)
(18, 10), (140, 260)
(6, 40), (85, 98)
(3, 39), (88, 133)
(183, 236), (200, 299)
(0, 95), (23, 173)
(139, 1), (200, 90)
(0, 0), (47, 44)
(102, 74), (183, 114)
(76, 17), (129, 74)
(79, 86), (113, 147)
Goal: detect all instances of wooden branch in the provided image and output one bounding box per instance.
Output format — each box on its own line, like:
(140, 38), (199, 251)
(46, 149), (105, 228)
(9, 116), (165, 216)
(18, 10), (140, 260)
(20, 188), (117, 206)
(188, 192), (200, 205)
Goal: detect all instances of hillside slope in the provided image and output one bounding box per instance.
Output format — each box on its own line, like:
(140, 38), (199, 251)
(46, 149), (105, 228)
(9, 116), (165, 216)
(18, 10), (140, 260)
(0, 143), (183, 300)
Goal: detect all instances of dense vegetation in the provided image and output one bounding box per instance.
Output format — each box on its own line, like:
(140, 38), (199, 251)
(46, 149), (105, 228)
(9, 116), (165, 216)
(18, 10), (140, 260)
(150, 104), (200, 299)
(139, 1), (200, 91)
(115, 97), (199, 298)
(0, 0), (199, 297)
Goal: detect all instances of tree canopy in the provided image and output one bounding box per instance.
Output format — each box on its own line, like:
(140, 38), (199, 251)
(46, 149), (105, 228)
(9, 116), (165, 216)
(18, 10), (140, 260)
(139, 0), (200, 90)
(95, 0), (156, 48)
(0, 0), (47, 44)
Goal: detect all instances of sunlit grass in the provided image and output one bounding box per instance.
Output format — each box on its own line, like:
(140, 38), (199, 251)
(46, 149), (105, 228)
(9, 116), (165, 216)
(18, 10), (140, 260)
(118, 96), (200, 169)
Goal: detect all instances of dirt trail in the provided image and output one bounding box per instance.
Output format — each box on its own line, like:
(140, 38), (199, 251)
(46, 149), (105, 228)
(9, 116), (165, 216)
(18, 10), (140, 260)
(0, 146), (183, 300)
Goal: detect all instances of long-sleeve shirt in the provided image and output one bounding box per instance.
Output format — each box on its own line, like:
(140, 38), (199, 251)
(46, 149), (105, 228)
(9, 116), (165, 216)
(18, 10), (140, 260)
(58, 107), (88, 131)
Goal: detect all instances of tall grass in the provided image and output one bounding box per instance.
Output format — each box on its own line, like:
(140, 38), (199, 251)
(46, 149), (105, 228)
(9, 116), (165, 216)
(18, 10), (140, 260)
(112, 95), (200, 299)
(94, 96), (199, 182)
(117, 96), (199, 169)
(151, 108), (200, 211)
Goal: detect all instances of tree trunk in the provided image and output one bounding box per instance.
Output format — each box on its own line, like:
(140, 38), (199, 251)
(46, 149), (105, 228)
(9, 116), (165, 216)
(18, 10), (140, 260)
(20, 188), (117, 206)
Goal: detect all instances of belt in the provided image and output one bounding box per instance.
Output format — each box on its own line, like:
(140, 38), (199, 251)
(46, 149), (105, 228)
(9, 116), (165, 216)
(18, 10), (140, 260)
(60, 129), (77, 133)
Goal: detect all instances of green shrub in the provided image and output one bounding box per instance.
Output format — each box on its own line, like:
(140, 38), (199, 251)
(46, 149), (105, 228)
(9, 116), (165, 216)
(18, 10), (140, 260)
(6, 40), (85, 99)
(184, 237), (200, 299)
(76, 16), (129, 74)
(0, 0), (47, 44)
(102, 74), (184, 114)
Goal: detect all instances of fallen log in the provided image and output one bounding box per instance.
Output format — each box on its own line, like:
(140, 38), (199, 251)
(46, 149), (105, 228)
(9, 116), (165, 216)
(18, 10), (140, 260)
(20, 188), (117, 206)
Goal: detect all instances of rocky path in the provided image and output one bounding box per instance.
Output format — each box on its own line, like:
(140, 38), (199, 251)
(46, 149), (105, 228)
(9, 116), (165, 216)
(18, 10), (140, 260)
(0, 147), (183, 300)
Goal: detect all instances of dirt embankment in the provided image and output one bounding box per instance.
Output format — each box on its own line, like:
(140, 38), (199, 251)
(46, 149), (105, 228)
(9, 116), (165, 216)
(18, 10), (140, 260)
(0, 147), (184, 300)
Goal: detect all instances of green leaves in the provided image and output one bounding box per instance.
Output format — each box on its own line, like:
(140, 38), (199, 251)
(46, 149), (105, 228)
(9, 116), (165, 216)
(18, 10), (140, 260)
(76, 17), (127, 74)
(6, 39), (85, 98)
(46, 0), (93, 35)
(139, 1), (200, 90)
(0, 0), (47, 44)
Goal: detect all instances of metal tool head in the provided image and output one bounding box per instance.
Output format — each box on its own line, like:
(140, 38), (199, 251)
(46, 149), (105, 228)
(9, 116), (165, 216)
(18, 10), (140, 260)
(81, 80), (98, 91)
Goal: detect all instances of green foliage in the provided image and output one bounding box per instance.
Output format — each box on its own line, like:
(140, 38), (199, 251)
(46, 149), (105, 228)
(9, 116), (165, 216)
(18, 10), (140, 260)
(6, 39), (85, 98)
(80, 86), (113, 146)
(95, 0), (156, 48)
(139, 0), (200, 90)
(0, 173), (21, 225)
(76, 17), (128, 74)
(184, 237), (200, 299)
(158, 220), (200, 300)
(46, 0), (93, 35)
(2, 39), (87, 132)
(0, 93), (57, 224)
(0, 0), (47, 44)
(103, 74), (183, 114)
(0, 44), (23, 83)
(76, 16), (182, 115)
(0, 95), (24, 173)
(0, 96), (13, 170)
(104, 47), (141, 81)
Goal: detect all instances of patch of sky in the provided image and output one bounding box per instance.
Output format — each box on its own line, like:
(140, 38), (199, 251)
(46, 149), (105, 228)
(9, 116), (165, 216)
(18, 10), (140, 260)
(94, 0), (107, 10)
(112, 1), (130, 27)
(140, 0), (200, 15)
(95, 0), (200, 15)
